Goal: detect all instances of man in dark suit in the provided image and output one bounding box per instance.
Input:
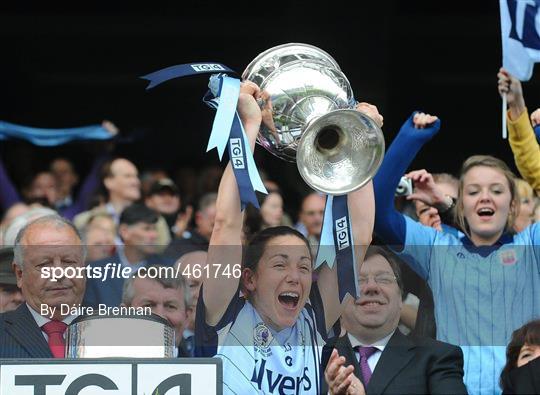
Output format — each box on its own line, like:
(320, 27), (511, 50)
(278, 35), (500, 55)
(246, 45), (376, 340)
(0, 215), (86, 358)
(323, 246), (467, 395)
(0, 247), (24, 313)
(84, 203), (169, 307)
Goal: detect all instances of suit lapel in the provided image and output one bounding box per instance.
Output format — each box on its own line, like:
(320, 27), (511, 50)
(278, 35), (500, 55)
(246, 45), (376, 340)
(5, 304), (52, 358)
(98, 253), (124, 306)
(367, 330), (415, 395)
(335, 335), (362, 380)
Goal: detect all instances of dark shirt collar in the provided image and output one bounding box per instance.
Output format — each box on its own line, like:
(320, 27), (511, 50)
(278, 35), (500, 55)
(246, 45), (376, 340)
(460, 232), (514, 257)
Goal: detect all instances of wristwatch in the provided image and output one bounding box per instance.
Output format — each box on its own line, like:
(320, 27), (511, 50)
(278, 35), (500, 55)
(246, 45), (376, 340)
(439, 195), (456, 213)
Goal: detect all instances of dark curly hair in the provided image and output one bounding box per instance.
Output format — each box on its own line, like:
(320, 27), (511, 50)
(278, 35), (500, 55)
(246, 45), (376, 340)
(500, 319), (540, 390)
(243, 226), (312, 273)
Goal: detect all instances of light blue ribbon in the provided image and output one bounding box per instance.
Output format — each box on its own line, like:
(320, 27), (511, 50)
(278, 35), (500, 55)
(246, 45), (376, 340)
(207, 75), (240, 160)
(314, 195), (336, 269)
(203, 74), (267, 206)
(142, 63), (267, 208)
(0, 121), (113, 146)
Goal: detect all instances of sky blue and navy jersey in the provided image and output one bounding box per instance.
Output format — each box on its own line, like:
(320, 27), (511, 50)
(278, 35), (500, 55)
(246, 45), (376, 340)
(195, 285), (327, 394)
(397, 216), (540, 395)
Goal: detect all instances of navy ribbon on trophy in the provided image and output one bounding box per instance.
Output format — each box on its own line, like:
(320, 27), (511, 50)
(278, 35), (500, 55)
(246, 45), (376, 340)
(141, 63), (267, 209)
(314, 194), (358, 302)
(141, 63), (236, 89)
(0, 121), (113, 146)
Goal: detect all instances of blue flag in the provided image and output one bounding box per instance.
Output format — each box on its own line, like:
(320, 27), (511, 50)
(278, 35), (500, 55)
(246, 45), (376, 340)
(500, 0), (540, 80)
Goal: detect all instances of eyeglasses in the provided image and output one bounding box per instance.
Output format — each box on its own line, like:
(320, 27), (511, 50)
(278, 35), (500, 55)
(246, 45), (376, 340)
(358, 274), (397, 286)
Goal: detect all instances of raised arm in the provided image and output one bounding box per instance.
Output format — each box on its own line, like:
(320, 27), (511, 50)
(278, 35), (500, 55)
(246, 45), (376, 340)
(373, 112), (440, 247)
(318, 103), (381, 332)
(203, 81), (262, 326)
(498, 67), (540, 194)
(63, 121), (118, 219)
(62, 154), (110, 220)
(405, 169), (456, 223)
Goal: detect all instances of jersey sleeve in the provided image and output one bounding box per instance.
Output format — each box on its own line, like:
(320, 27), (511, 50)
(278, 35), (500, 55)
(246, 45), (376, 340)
(374, 113), (441, 249)
(394, 215), (439, 280)
(507, 109), (540, 194)
(194, 284), (245, 357)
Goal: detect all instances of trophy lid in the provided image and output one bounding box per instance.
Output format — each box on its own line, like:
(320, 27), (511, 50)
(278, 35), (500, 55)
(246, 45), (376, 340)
(66, 312), (176, 358)
(242, 43), (341, 86)
(70, 312), (173, 327)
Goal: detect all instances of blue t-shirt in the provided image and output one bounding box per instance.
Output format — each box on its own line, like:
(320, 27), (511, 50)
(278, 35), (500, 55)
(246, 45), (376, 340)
(398, 216), (540, 395)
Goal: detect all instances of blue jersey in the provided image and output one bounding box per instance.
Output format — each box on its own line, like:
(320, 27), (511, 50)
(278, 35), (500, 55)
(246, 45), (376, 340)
(196, 287), (327, 394)
(397, 216), (540, 395)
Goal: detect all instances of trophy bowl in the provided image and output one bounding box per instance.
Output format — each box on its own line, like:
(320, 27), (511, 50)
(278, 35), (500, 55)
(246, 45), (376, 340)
(242, 43), (385, 195)
(65, 313), (176, 358)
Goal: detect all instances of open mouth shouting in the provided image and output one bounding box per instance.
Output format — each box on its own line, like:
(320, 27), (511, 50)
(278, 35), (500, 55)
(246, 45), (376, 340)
(278, 292), (300, 311)
(476, 207), (495, 221)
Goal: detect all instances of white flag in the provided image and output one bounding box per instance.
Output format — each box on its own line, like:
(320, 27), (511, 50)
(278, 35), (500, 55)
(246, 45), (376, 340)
(500, 0), (540, 81)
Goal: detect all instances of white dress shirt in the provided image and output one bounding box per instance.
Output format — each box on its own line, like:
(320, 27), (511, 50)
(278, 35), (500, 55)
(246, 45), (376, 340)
(347, 330), (395, 373)
(27, 303), (77, 341)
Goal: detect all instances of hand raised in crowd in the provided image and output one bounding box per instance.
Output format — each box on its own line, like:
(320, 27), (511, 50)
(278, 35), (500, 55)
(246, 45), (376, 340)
(102, 120), (119, 136)
(356, 102), (384, 128)
(497, 67), (526, 120)
(413, 112), (438, 129)
(325, 349), (366, 395)
(173, 205), (193, 238)
(405, 169), (451, 211)
(99, 119), (119, 153)
(530, 108), (540, 127)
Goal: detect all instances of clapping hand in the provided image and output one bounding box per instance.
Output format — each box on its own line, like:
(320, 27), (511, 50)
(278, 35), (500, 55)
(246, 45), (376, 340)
(325, 349), (366, 395)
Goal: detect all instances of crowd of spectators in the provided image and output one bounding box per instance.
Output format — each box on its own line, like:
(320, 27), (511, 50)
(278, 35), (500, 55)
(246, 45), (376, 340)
(0, 69), (539, 394)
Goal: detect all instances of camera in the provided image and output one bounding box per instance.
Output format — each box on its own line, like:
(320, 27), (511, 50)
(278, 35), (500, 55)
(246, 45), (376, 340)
(395, 176), (413, 196)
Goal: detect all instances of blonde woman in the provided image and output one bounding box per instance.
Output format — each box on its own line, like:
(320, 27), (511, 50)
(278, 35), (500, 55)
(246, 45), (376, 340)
(373, 112), (540, 395)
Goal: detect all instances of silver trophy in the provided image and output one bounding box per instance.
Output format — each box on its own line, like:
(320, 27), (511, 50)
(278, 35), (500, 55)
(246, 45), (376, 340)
(65, 313), (176, 358)
(242, 43), (385, 194)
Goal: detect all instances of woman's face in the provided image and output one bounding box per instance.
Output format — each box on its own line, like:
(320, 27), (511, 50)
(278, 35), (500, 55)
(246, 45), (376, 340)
(517, 343), (540, 367)
(461, 166), (513, 245)
(260, 193), (283, 227)
(243, 235), (312, 331)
